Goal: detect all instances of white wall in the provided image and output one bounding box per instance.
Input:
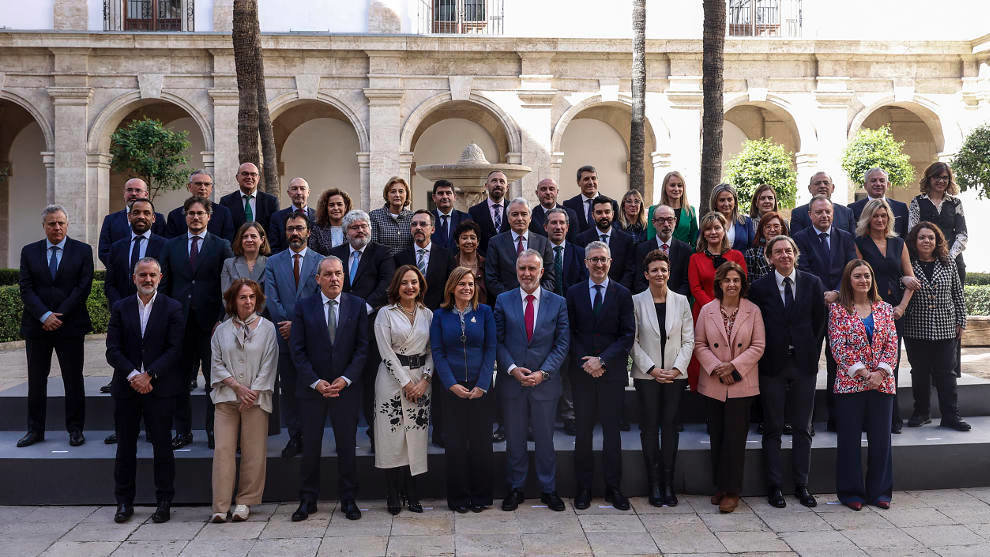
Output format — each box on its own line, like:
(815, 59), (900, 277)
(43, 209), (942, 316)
(559, 118), (628, 202)
(411, 118), (498, 210)
(0, 0), (54, 30)
(258, 0), (368, 33)
(195, 0), (214, 32)
(8, 123), (46, 267)
(279, 118), (362, 213)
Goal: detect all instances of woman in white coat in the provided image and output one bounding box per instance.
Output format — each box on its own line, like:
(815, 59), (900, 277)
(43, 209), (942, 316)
(631, 250), (695, 507)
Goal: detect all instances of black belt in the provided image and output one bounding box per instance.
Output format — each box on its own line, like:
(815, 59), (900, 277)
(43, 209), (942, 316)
(396, 353), (427, 369)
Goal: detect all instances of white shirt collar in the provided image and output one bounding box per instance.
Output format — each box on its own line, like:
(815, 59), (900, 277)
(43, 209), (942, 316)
(589, 277), (610, 290)
(187, 230), (206, 240)
(487, 197), (503, 209)
(437, 209), (454, 218)
(415, 241), (432, 253)
(321, 291), (342, 306)
(46, 237), (67, 250)
(812, 224), (832, 236)
(289, 246), (308, 258)
(137, 291), (157, 310)
(520, 286), (541, 302)
(656, 235), (672, 247)
(512, 230), (529, 243)
(582, 193), (597, 202)
(240, 188), (256, 198)
(775, 269), (796, 287)
(349, 243), (366, 256)
(551, 239), (566, 250)
(131, 229), (151, 241)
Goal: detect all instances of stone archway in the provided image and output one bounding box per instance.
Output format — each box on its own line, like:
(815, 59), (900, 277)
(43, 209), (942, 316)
(0, 98), (51, 266)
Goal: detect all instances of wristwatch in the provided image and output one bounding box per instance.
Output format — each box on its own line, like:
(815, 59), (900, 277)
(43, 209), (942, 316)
(600, 360), (608, 371)
(539, 370), (550, 380)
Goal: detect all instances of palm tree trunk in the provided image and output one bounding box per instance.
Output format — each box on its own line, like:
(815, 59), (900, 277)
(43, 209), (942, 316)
(629, 0), (647, 195)
(253, 12), (279, 194)
(700, 0), (726, 211)
(232, 0), (260, 173)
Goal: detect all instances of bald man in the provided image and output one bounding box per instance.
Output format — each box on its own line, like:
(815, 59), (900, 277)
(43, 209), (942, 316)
(219, 162), (280, 233)
(164, 170), (235, 241)
(529, 178), (580, 245)
(98, 178), (166, 265)
(268, 177), (316, 253)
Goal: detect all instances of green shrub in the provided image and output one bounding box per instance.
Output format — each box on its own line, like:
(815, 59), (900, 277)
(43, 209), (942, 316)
(841, 125), (914, 188)
(0, 268), (104, 286)
(967, 272), (990, 286)
(724, 138), (798, 212)
(965, 285), (990, 316)
(0, 281), (109, 343)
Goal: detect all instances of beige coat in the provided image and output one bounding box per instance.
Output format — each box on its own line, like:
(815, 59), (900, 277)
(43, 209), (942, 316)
(630, 289), (694, 380)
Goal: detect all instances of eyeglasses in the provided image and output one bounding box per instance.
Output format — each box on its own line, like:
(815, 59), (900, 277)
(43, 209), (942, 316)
(653, 217), (676, 224)
(286, 225), (307, 232)
(190, 181), (212, 186)
(239, 172), (259, 177)
(585, 257), (610, 264)
(932, 175), (950, 182)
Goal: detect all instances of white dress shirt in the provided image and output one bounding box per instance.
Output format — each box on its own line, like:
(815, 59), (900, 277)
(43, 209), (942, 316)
(811, 225), (833, 250)
(240, 189), (257, 219)
(511, 231), (529, 250)
(487, 197), (504, 226)
(130, 230), (151, 265)
(774, 269), (797, 305)
(588, 277), (610, 307)
(126, 292), (158, 380)
(187, 230), (207, 253)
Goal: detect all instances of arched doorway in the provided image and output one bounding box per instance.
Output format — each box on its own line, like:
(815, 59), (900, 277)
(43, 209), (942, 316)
(723, 102), (801, 171)
(0, 99), (52, 267)
(855, 104), (941, 204)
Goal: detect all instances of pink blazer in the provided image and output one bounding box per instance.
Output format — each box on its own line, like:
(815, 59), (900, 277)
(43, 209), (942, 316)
(693, 298), (766, 401)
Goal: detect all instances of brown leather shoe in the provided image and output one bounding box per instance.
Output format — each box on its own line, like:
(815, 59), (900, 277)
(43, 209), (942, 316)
(718, 494), (740, 513)
(710, 491), (725, 505)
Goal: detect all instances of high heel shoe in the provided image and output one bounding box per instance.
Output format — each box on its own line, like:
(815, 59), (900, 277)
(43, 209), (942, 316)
(385, 469), (402, 515)
(404, 467), (423, 513)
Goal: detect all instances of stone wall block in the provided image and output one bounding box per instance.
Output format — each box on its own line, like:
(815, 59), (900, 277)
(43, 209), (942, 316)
(138, 74), (164, 100)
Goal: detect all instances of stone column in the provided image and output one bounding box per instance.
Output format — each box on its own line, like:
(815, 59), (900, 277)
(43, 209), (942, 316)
(794, 152), (819, 205)
(48, 85), (96, 244)
(515, 53), (556, 205)
(363, 88), (403, 212)
(208, 88), (240, 197)
(813, 76), (855, 205)
(664, 59), (704, 207)
(42, 152), (55, 204)
(357, 152), (371, 210)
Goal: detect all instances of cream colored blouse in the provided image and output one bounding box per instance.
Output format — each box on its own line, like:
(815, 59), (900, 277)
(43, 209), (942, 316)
(210, 316), (279, 413)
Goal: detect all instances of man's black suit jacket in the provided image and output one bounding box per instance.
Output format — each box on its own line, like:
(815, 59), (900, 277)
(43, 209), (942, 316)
(793, 226), (856, 292)
(104, 233), (167, 308)
(98, 209), (167, 265)
(158, 232), (234, 330)
(633, 236), (692, 295)
(575, 225), (635, 291)
(106, 292), (185, 398)
(219, 189), (280, 235)
(329, 241), (395, 312)
(19, 237), (94, 338)
(749, 270), (827, 376)
(289, 291), (369, 396)
(467, 200), (509, 256)
(790, 202), (855, 236)
(164, 202), (236, 242)
(394, 244), (455, 310)
(431, 209), (470, 250)
(849, 196), (909, 238)
(562, 193), (619, 233)
(565, 279), (635, 384)
(529, 203), (581, 245)
(268, 206), (317, 253)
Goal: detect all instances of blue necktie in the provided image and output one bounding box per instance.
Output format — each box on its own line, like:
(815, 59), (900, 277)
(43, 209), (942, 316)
(593, 284), (604, 315)
(349, 250), (361, 284)
(553, 246), (564, 295)
(818, 231), (831, 261)
(438, 214), (449, 245)
(586, 200), (593, 228)
(48, 246), (58, 279)
(130, 236), (143, 275)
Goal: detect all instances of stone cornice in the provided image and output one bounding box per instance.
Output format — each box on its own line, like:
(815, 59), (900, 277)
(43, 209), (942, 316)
(363, 88), (404, 106)
(207, 88), (239, 106)
(47, 86), (92, 104)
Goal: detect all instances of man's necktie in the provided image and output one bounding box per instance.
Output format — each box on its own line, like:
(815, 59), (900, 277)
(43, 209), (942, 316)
(553, 246), (564, 295)
(783, 276), (795, 309)
(243, 195), (254, 222)
(516, 235), (524, 255)
(661, 243), (669, 256)
(48, 246), (58, 279)
(439, 215), (449, 244)
(493, 205), (502, 230)
(818, 231), (831, 260)
(586, 199), (593, 227)
(593, 284), (604, 315)
(349, 250), (360, 284)
(525, 294), (535, 342)
(327, 299), (337, 343)
(189, 236), (199, 268)
(293, 253), (301, 288)
(417, 248), (427, 274)
(600, 233), (608, 245)
(130, 236), (143, 274)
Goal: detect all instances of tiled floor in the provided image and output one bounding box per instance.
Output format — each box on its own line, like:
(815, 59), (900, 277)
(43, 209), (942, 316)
(5, 488), (990, 556)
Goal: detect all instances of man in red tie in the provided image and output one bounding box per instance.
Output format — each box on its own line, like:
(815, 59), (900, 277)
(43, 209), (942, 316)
(494, 249), (570, 512)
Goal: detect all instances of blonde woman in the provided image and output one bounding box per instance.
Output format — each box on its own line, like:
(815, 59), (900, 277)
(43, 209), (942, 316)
(617, 189), (648, 244)
(647, 171), (699, 245)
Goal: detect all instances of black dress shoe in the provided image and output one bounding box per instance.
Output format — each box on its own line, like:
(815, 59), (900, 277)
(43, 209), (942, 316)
(908, 414), (931, 427)
(450, 504), (469, 513)
(16, 431), (43, 447)
(340, 499), (362, 520)
(891, 421), (903, 434)
(942, 418), (972, 432)
(432, 436), (445, 448)
(767, 487), (786, 508)
(574, 488), (592, 510)
(605, 487), (630, 511)
(541, 491), (565, 511)
(795, 485), (817, 508)
(563, 420), (577, 436)
(291, 500), (316, 521)
(782, 423), (793, 435)
(492, 426), (505, 443)
(619, 420), (631, 432)
(100, 382), (112, 394)
(756, 422), (765, 435)
(502, 489), (525, 511)
(809, 423), (815, 437)
(104, 433), (117, 444)
(151, 501), (171, 523)
(188, 379), (197, 391)
(68, 431), (85, 446)
(171, 433), (192, 449)
(281, 436), (303, 458)
(207, 430), (215, 450)
(826, 420), (837, 433)
(113, 503), (133, 523)
(469, 504), (486, 513)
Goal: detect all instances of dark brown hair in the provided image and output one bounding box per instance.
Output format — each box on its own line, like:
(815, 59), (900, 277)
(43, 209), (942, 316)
(315, 188), (353, 227)
(920, 161), (959, 196)
(748, 184), (779, 219)
(232, 222), (271, 257)
(641, 249), (670, 274)
(223, 278), (266, 316)
(753, 210), (789, 247)
(387, 265), (426, 305)
(907, 221), (950, 264)
(838, 259), (880, 312)
(713, 260), (749, 300)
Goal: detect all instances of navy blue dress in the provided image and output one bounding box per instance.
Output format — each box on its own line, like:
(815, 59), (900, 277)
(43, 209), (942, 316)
(855, 236), (905, 306)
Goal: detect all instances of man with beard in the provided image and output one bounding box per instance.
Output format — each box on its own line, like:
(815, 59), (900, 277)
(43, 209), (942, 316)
(529, 178), (580, 245)
(395, 210), (454, 311)
(430, 180), (469, 250)
(98, 178), (166, 265)
(263, 211), (324, 457)
(790, 172), (855, 235)
(575, 196), (634, 291)
(220, 162), (280, 233)
(486, 198), (556, 298)
(106, 257), (184, 524)
(269, 177), (316, 253)
(633, 205), (691, 295)
(165, 170), (235, 242)
(468, 170), (510, 255)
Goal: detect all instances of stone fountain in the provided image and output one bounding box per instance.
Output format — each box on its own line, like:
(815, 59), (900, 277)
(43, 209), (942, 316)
(415, 143), (531, 210)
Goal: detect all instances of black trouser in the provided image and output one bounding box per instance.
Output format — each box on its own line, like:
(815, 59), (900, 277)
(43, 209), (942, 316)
(442, 385), (494, 508)
(174, 312), (214, 436)
(430, 373), (445, 443)
(905, 338), (960, 422)
(299, 387), (359, 502)
(573, 377), (624, 491)
(634, 378), (683, 477)
(890, 323), (903, 429)
(706, 395), (754, 495)
(825, 346), (837, 426)
(835, 390), (893, 505)
(760, 358), (817, 488)
(25, 333), (85, 434)
(556, 360), (576, 423)
(114, 395), (175, 504)
(276, 339), (300, 439)
(362, 329), (381, 439)
(955, 255), (965, 377)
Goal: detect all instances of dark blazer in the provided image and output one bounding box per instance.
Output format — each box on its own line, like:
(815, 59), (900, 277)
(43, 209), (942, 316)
(467, 199), (509, 255)
(268, 206), (316, 253)
(394, 244), (455, 310)
(329, 241), (395, 312)
(793, 226), (857, 292)
(790, 202), (855, 236)
(485, 231), (556, 298)
(529, 204), (581, 245)
(106, 293), (185, 398)
(729, 216), (757, 252)
(164, 202), (236, 242)
(565, 279), (635, 384)
(633, 236), (691, 295)
(158, 232), (234, 330)
(98, 209), (167, 265)
(575, 225), (635, 291)
(220, 189), (280, 234)
(104, 233), (167, 308)
(550, 242), (588, 297)
(562, 194), (618, 233)
(849, 196), (909, 238)
(431, 209), (470, 250)
(749, 270), (827, 376)
(19, 237), (94, 338)
(289, 291), (368, 396)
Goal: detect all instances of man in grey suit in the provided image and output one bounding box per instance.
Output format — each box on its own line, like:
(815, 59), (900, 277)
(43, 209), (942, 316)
(485, 197), (556, 298)
(495, 249), (570, 512)
(263, 212), (324, 457)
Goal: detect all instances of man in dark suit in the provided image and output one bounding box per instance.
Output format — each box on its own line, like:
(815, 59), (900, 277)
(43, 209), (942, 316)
(330, 209), (395, 447)
(263, 211), (323, 457)
(430, 180), (469, 250)
(219, 162), (280, 234)
(268, 177), (316, 253)
(566, 240), (635, 511)
(105, 257), (184, 524)
(159, 196), (234, 449)
(395, 210), (455, 310)
(634, 204), (691, 295)
(789, 172), (855, 236)
(98, 178), (166, 265)
(749, 235), (826, 510)
(545, 207), (587, 435)
(575, 196), (635, 290)
(562, 165), (618, 233)
(848, 167), (909, 238)
(17, 205), (94, 448)
(529, 178), (580, 245)
(289, 256), (368, 522)
(495, 250), (570, 512)
(467, 170), (510, 255)
(793, 195), (857, 432)
(164, 170), (236, 241)
(485, 198), (556, 298)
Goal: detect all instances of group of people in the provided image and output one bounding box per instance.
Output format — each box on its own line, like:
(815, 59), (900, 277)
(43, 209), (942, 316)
(15, 159), (968, 523)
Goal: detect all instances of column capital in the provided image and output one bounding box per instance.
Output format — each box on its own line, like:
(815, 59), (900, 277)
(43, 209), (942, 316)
(665, 76), (703, 108)
(356, 152), (371, 167)
(363, 88), (404, 106)
(208, 88), (240, 106)
(517, 88), (557, 108)
(47, 87), (92, 105)
(41, 152), (56, 168)
(87, 152), (113, 169)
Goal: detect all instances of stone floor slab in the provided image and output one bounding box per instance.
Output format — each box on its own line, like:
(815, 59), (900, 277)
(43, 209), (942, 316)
(453, 510), (520, 534)
(649, 523), (726, 554)
(246, 537), (321, 556)
(0, 539), (53, 557)
(780, 530), (866, 556)
(841, 526), (929, 550)
(629, 497), (694, 514)
(178, 538), (256, 557)
(259, 510), (330, 539)
(194, 521), (266, 540)
(585, 531), (659, 555)
(903, 525), (986, 548)
(128, 521), (204, 541)
(110, 540), (188, 557)
(756, 509), (833, 532)
(324, 509), (393, 537)
(512, 507), (583, 534)
(40, 541), (120, 557)
(520, 532), (593, 555)
(937, 505), (990, 524)
(873, 507), (956, 527)
(453, 533), (524, 556)
(62, 519), (141, 542)
(715, 531), (791, 553)
(316, 536), (388, 556)
(701, 510), (770, 532)
(389, 513), (453, 536)
(385, 534), (455, 556)
(931, 544), (990, 557)
(577, 513), (646, 532)
(820, 509), (895, 530)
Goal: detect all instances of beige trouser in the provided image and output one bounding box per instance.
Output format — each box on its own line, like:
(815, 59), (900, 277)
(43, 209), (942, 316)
(212, 402), (268, 513)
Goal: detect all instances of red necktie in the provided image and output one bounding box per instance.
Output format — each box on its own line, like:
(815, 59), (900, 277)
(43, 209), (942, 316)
(516, 234), (524, 254)
(189, 236), (199, 268)
(293, 253), (301, 288)
(525, 294), (535, 342)
(662, 243), (669, 255)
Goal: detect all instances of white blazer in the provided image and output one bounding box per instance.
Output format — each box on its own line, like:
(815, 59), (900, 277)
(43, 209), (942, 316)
(630, 288), (694, 380)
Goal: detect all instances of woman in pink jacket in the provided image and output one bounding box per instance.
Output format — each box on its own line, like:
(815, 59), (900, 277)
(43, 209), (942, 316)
(694, 261), (765, 513)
